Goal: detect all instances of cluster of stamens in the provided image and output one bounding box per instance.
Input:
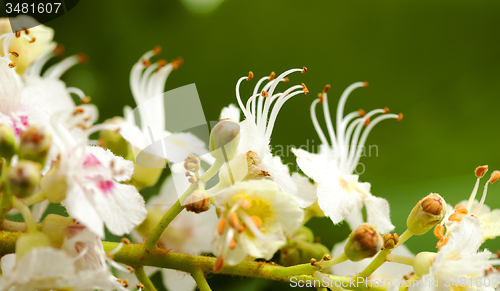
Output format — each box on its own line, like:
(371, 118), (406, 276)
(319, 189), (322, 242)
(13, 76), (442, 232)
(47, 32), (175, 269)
(434, 165), (500, 248)
(214, 197), (263, 272)
(311, 82), (403, 174)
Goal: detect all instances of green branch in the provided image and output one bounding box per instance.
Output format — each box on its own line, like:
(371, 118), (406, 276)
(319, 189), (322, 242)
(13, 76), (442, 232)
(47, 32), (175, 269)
(191, 268), (212, 291)
(134, 266), (158, 291)
(0, 231), (388, 291)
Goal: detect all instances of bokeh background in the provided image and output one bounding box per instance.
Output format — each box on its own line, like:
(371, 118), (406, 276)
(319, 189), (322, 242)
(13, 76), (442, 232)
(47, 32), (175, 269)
(31, 0), (500, 289)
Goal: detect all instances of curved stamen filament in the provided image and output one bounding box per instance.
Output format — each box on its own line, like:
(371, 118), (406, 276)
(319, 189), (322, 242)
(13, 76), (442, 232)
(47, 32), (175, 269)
(336, 83), (366, 157)
(321, 92), (337, 152)
(43, 55), (79, 79)
(265, 89), (304, 140)
(350, 113), (399, 173)
(259, 85), (302, 134)
(466, 176), (482, 212)
(472, 180), (491, 216)
(235, 76), (251, 120)
(345, 109), (385, 172)
(251, 77), (269, 119)
(267, 68), (303, 97)
(67, 87), (87, 101)
(310, 99), (330, 147)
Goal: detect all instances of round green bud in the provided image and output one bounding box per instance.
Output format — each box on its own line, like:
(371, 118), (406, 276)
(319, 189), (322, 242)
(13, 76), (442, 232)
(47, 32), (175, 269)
(407, 193), (446, 235)
(344, 224), (383, 262)
(0, 124), (17, 162)
(7, 161), (41, 198)
(40, 160), (67, 203)
(99, 117), (130, 158)
(210, 119), (240, 161)
(15, 231), (51, 259)
(19, 125), (52, 168)
(42, 214), (76, 248)
(413, 252), (436, 277)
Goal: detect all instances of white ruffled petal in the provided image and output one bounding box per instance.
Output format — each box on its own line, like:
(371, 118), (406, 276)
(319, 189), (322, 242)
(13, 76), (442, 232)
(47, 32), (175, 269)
(364, 195), (395, 234)
(162, 269), (197, 291)
(290, 172), (317, 208)
(92, 182), (147, 236)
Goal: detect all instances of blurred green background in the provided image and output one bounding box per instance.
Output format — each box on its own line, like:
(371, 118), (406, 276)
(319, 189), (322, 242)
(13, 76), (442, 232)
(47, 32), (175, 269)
(42, 0), (500, 289)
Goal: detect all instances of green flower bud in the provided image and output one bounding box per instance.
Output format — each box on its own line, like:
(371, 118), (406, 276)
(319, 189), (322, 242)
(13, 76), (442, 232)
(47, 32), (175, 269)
(19, 125), (52, 168)
(42, 214), (76, 248)
(344, 224), (383, 262)
(0, 124), (17, 162)
(413, 252), (436, 277)
(210, 119), (240, 161)
(130, 149), (165, 189)
(280, 242), (330, 266)
(7, 161), (41, 198)
(292, 226), (315, 243)
(40, 159), (67, 203)
(15, 231), (51, 259)
(407, 193), (446, 235)
(99, 117), (130, 158)
(184, 189), (211, 213)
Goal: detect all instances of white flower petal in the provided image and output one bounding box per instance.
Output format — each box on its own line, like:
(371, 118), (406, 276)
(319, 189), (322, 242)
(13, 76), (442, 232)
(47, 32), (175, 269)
(92, 182), (147, 236)
(220, 104), (240, 122)
(364, 195), (395, 234)
(290, 172), (317, 208)
(292, 148), (329, 182)
(86, 146), (134, 182)
(162, 269), (197, 291)
(63, 181), (105, 238)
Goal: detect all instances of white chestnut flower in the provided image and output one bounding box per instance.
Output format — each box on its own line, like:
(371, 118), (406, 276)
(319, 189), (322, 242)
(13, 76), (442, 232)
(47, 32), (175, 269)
(440, 166), (500, 241)
(0, 226), (125, 291)
(413, 216), (500, 291)
(0, 16), (55, 74)
(212, 179), (304, 271)
(215, 69), (317, 208)
(292, 83), (402, 234)
(42, 123), (147, 238)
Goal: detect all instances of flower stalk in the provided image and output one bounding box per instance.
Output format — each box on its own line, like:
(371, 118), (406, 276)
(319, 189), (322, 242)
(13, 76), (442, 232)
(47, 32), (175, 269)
(144, 158), (225, 249)
(134, 266), (158, 291)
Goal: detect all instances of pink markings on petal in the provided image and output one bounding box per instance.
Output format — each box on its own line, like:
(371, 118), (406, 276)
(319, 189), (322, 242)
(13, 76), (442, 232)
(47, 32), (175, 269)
(97, 180), (115, 194)
(65, 223), (86, 239)
(84, 154), (102, 167)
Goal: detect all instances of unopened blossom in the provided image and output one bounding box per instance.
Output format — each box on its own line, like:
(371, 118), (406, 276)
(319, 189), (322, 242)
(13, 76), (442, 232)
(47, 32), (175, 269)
(42, 123), (147, 238)
(293, 83), (402, 233)
(440, 166), (500, 241)
(0, 16), (55, 74)
(131, 174), (218, 291)
(212, 179), (304, 271)
(0, 225), (125, 291)
(215, 69), (317, 208)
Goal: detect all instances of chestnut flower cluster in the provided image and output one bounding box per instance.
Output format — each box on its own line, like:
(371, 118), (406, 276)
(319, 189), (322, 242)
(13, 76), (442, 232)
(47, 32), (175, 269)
(0, 16), (499, 291)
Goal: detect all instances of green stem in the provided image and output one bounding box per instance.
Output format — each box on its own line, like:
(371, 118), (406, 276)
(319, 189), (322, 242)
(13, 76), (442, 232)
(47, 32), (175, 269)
(0, 232), (387, 291)
(320, 253), (348, 269)
(144, 159), (224, 250)
(12, 198), (36, 233)
(22, 191), (46, 206)
(357, 229), (414, 278)
(385, 254), (415, 266)
(0, 193), (13, 222)
(191, 268), (212, 291)
(134, 266), (158, 291)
